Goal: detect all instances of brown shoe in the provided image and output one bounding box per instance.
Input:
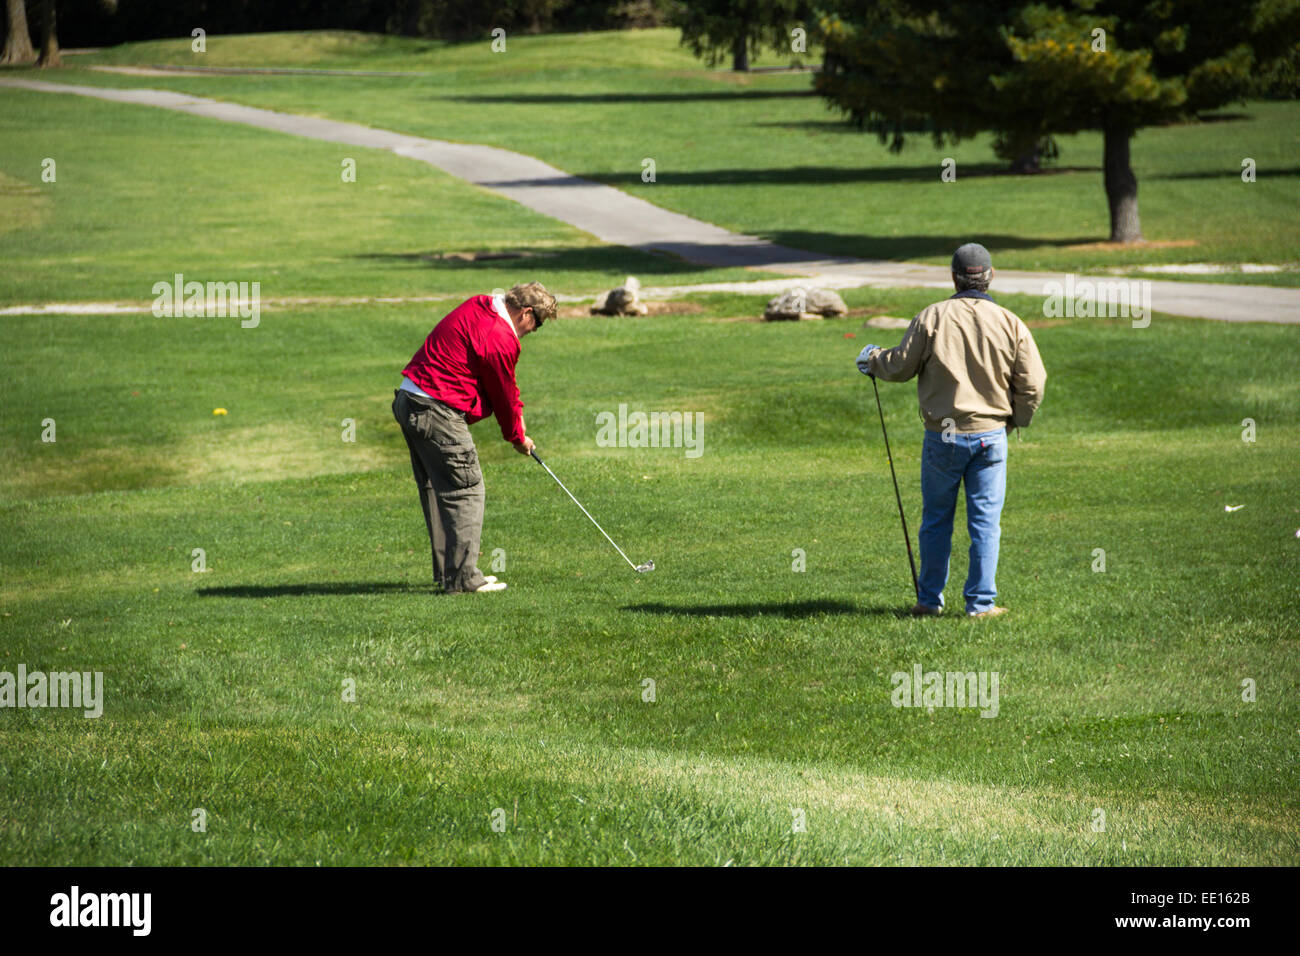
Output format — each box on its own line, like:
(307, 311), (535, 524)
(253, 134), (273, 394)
(910, 602), (942, 617)
(968, 606), (1008, 619)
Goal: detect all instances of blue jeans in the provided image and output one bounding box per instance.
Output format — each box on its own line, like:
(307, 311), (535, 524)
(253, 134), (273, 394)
(918, 427), (1007, 614)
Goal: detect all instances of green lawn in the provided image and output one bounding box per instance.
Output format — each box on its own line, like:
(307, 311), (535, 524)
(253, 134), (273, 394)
(0, 86), (760, 307)
(2, 285), (1298, 864)
(12, 28), (1300, 285)
(1, 35), (1298, 867)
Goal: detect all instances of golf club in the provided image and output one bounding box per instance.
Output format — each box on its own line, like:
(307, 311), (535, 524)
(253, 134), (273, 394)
(871, 376), (919, 600)
(530, 449), (654, 573)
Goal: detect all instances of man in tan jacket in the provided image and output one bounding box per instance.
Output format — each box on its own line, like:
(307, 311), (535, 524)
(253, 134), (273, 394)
(857, 243), (1047, 617)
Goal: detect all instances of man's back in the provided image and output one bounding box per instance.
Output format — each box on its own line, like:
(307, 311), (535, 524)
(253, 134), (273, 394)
(401, 295), (524, 440)
(871, 294), (1047, 434)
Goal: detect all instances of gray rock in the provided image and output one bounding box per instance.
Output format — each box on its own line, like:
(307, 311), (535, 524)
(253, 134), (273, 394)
(764, 286), (847, 323)
(592, 276), (647, 316)
(764, 286), (848, 321)
(764, 288), (811, 320)
(807, 288), (848, 316)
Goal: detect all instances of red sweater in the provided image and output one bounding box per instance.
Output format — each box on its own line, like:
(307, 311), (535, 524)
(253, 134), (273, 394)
(402, 295), (525, 444)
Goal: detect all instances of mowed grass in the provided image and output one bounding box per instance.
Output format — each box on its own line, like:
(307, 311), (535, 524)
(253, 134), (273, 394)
(1, 44), (1298, 866)
(0, 87), (759, 307)
(2, 286), (1299, 864)
(22, 28), (1300, 284)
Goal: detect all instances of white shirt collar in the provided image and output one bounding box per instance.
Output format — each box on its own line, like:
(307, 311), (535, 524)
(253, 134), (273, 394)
(491, 294), (519, 339)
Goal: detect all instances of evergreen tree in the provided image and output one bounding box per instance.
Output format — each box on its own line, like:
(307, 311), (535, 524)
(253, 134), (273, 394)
(817, 0), (1300, 242)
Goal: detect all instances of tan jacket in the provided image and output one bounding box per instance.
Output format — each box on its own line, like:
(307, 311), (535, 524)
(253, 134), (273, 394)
(867, 294), (1047, 433)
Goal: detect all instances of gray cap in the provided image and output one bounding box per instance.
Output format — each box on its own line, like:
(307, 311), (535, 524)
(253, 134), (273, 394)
(951, 242), (992, 275)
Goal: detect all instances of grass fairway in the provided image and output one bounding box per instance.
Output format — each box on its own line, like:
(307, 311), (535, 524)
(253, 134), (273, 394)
(0, 87), (758, 306)
(1, 33), (1299, 868)
(3, 284), (1299, 863)
(24, 28), (1300, 284)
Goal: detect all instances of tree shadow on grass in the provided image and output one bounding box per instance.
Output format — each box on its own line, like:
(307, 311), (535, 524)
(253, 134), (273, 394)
(566, 163), (1102, 187)
(1151, 165), (1300, 180)
(1193, 112), (1253, 123)
(352, 244), (731, 277)
(764, 230), (1100, 263)
(197, 582), (437, 598)
(354, 233), (1100, 271)
(442, 90), (817, 105)
(623, 599), (909, 618)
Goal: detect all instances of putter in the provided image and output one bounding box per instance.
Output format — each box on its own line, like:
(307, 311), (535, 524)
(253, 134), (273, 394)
(870, 376), (919, 600)
(530, 449), (654, 573)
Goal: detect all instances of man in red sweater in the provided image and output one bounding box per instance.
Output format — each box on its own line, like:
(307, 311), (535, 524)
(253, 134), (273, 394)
(393, 282), (556, 593)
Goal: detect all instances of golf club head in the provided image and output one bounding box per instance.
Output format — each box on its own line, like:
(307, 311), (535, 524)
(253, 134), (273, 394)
(635, 560), (654, 573)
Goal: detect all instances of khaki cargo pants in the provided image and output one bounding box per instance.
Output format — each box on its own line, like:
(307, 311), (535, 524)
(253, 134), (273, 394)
(392, 389), (488, 593)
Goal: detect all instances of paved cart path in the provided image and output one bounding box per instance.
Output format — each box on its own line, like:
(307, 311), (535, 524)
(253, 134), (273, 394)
(3, 76), (1297, 323)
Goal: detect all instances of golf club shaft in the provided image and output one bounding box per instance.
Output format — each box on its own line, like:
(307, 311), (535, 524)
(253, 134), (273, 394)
(872, 377), (920, 600)
(530, 450), (639, 571)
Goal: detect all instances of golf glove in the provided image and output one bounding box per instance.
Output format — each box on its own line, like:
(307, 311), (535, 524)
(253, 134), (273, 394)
(856, 345), (880, 377)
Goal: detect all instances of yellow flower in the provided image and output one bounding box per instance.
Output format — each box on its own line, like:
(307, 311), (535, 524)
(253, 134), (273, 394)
(213, 408), (228, 416)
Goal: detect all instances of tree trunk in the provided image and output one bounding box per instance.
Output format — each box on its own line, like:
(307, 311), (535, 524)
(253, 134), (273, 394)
(36, 0), (59, 67)
(1010, 148), (1041, 174)
(1, 0), (37, 65)
(1103, 119), (1142, 242)
(732, 34), (748, 72)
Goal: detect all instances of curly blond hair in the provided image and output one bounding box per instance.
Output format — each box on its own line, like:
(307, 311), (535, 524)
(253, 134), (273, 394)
(504, 282), (557, 327)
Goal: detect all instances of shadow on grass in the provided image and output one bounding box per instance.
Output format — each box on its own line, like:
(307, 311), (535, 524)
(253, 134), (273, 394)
(1193, 112), (1253, 123)
(1151, 165), (1300, 181)
(197, 581), (437, 598)
(570, 163), (1102, 187)
(762, 230), (1099, 262)
(443, 90), (816, 105)
(623, 599), (908, 618)
(352, 244), (730, 276)
(355, 233), (1101, 271)
(356, 232), (1115, 273)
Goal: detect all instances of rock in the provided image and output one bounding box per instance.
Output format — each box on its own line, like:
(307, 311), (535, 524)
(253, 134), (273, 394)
(592, 276), (647, 316)
(763, 286), (848, 321)
(764, 288), (814, 320)
(807, 288), (848, 316)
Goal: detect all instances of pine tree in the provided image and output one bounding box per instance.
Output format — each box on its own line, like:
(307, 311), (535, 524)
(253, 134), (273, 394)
(672, 0), (812, 72)
(816, 0), (1300, 242)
